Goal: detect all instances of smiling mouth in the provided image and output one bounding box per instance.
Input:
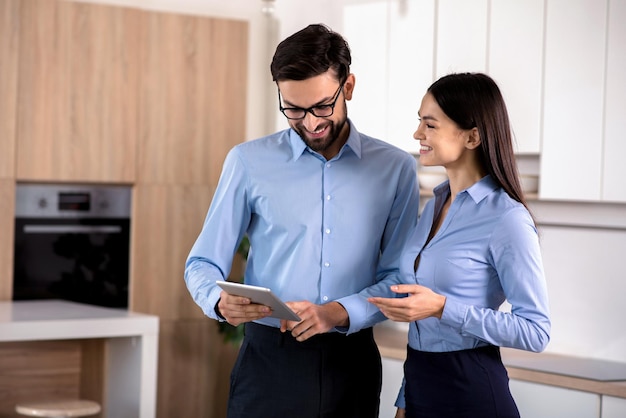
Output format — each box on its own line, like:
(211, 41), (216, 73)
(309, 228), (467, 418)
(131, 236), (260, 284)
(304, 125), (328, 139)
(420, 145), (432, 152)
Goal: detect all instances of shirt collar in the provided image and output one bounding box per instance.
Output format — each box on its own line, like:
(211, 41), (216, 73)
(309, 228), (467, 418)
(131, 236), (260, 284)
(288, 119), (361, 161)
(433, 174), (498, 204)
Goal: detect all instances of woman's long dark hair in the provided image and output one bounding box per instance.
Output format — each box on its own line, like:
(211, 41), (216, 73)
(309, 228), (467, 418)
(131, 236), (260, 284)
(428, 73), (534, 222)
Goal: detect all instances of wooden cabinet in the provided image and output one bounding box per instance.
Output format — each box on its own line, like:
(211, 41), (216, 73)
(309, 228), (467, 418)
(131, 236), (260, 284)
(0, 0), (19, 179)
(137, 13), (247, 186)
(130, 184), (215, 320)
(16, 0), (140, 183)
(488, 0), (544, 155)
(157, 319), (238, 418)
(0, 180), (15, 301)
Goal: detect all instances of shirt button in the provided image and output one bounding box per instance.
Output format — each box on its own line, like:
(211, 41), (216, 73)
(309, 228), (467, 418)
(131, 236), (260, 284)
(324, 262), (330, 267)
(325, 228), (331, 234)
(322, 296), (329, 301)
(326, 195), (331, 200)
(326, 163), (331, 168)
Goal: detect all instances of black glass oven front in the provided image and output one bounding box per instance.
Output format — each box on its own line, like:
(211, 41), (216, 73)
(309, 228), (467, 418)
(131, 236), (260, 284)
(13, 184), (131, 308)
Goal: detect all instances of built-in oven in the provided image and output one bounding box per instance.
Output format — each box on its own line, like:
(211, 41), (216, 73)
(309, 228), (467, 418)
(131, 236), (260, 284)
(13, 184), (131, 308)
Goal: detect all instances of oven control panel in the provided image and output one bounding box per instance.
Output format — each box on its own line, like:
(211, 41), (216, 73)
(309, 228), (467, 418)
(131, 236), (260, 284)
(16, 184), (131, 218)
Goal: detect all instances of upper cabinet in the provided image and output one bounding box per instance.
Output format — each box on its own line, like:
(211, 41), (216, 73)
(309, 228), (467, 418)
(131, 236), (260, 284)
(602, 0), (626, 202)
(0, 0), (19, 179)
(342, 0), (626, 203)
(344, 0), (434, 154)
(16, 0), (140, 183)
(436, 0), (488, 77)
(539, 0), (607, 201)
(488, 0), (544, 155)
(137, 13), (248, 186)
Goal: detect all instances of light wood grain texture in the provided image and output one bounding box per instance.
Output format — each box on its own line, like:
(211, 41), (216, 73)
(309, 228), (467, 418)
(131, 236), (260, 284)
(16, 0), (140, 182)
(79, 339), (105, 418)
(137, 12), (248, 186)
(0, 0), (19, 179)
(0, 180), (15, 301)
(156, 319), (238, 418)
(0, 341), (81, 418)
(130, 184), (248, 319)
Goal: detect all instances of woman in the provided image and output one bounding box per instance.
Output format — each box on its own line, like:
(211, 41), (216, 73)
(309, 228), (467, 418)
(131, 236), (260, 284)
(369, 73), (551, 418)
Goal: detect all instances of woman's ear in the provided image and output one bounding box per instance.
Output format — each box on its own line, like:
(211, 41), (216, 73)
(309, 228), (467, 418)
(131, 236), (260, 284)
(466, 127), (481, 150)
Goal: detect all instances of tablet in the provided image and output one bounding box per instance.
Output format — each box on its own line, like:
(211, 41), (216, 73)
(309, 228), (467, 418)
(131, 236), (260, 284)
(216, 281), (301, 321)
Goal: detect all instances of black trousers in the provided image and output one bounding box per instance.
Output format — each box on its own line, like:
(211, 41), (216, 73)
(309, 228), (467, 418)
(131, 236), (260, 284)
(404, 344), (520, 418)
(227, 322), (382, 418)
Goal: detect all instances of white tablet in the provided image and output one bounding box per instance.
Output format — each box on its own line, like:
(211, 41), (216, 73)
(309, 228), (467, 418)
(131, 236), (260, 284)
(216, 281), (301, 321)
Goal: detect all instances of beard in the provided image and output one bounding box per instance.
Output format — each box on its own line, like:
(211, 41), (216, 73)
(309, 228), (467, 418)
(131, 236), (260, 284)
(292, 107), (348, 154)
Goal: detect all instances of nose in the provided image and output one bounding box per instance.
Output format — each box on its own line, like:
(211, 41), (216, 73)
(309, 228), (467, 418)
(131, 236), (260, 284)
(302, 111), (322, 131)
(413, 124), (424, 141)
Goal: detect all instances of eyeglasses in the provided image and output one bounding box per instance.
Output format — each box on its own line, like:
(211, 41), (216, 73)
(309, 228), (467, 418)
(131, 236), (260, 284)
(278, 83), (345, 120)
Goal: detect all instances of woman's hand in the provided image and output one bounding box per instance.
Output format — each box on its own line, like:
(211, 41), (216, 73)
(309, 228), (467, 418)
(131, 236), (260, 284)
(368, 284), (446, 322)
(395, 407), (406, 418)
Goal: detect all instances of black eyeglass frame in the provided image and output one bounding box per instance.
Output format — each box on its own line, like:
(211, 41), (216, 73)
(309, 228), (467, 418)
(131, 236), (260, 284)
(278, 83), (345, 120)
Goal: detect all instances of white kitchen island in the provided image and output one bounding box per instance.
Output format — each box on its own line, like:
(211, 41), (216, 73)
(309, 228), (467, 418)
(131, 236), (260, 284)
(0, 300), (159, 418)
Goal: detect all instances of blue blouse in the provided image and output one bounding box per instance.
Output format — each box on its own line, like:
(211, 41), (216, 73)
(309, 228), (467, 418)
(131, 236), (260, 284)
(404, 175), (551, 353)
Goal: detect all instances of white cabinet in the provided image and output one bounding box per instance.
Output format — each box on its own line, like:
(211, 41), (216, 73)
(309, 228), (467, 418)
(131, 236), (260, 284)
(601, 396), (626, 418)
(509, 379), (601, 418)
(488, 0), (544, 155)
(540, 0), (607, 201)
(386, 0), (435, 155)
(602, 0), (626, 202)
(436, 0), (488, 77)
(380, 356), (404, 418)
(344, 0), (434, 154)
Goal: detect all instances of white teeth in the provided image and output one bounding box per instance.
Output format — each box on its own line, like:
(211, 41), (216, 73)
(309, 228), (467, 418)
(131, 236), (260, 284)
(421, 145), (432, 151)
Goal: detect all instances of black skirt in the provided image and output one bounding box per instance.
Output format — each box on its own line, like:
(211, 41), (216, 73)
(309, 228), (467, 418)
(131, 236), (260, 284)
(404, 344), (520, 418)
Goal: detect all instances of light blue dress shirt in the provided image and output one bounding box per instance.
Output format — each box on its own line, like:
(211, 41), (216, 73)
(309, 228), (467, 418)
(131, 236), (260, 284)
(395, 175), (551, 407)
(184, 119), (420, 334)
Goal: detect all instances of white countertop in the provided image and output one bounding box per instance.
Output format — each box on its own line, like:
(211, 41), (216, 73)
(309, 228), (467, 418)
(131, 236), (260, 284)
(0, 300), (159, 342)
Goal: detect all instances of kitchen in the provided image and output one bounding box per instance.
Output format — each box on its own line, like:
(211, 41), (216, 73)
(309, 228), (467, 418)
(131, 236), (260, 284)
(1, 0), (625, 417)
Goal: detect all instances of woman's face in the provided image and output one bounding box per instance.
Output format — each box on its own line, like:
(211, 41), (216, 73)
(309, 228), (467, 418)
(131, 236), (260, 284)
(413, 92), (472, 169)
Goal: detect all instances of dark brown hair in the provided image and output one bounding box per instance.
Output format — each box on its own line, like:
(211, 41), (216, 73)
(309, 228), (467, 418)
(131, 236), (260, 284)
(428, 73), (533, 219)
(270, 24), (351, 84)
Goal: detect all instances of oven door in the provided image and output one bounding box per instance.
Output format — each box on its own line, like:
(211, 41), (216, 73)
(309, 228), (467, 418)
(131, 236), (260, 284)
(13, 217), (130, 308)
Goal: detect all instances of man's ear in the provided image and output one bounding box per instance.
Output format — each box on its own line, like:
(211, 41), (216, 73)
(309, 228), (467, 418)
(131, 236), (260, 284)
(466, 127), (481, 150)
(343, 73), (356, 101)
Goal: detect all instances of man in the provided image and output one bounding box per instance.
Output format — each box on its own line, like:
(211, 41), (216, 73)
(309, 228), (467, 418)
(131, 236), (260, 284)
(184, 24), (419, 418)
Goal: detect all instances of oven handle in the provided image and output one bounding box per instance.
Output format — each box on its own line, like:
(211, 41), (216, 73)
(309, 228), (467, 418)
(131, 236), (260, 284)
(22, 225), (123, 234)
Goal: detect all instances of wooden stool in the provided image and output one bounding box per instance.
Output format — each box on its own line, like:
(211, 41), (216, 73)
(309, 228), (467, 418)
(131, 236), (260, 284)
(15, 399), (101, 418)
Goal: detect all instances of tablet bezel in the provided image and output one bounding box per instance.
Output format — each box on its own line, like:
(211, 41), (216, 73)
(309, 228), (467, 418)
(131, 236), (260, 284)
(216, 281), (301, 321)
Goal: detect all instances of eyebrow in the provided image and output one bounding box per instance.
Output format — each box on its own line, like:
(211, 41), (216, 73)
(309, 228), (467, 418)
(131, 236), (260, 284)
(418, 114), (438, 122)
(281, 92), (335, 108)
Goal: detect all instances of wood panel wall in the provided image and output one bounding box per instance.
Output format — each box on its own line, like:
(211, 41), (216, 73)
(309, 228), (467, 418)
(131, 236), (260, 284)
(0, 1), (248, 417)
(0, 0), (18, 179)
(16, 0), (140, 182)
(0, 340), (106, 418)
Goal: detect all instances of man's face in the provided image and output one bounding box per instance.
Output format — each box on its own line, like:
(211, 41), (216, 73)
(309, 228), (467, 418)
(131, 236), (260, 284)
(277, 72), (354, 159)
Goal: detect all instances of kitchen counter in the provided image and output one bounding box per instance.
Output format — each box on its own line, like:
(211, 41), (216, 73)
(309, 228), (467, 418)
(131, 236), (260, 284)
(0, 300), (159, 418)
(373, 323), (626, 399)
